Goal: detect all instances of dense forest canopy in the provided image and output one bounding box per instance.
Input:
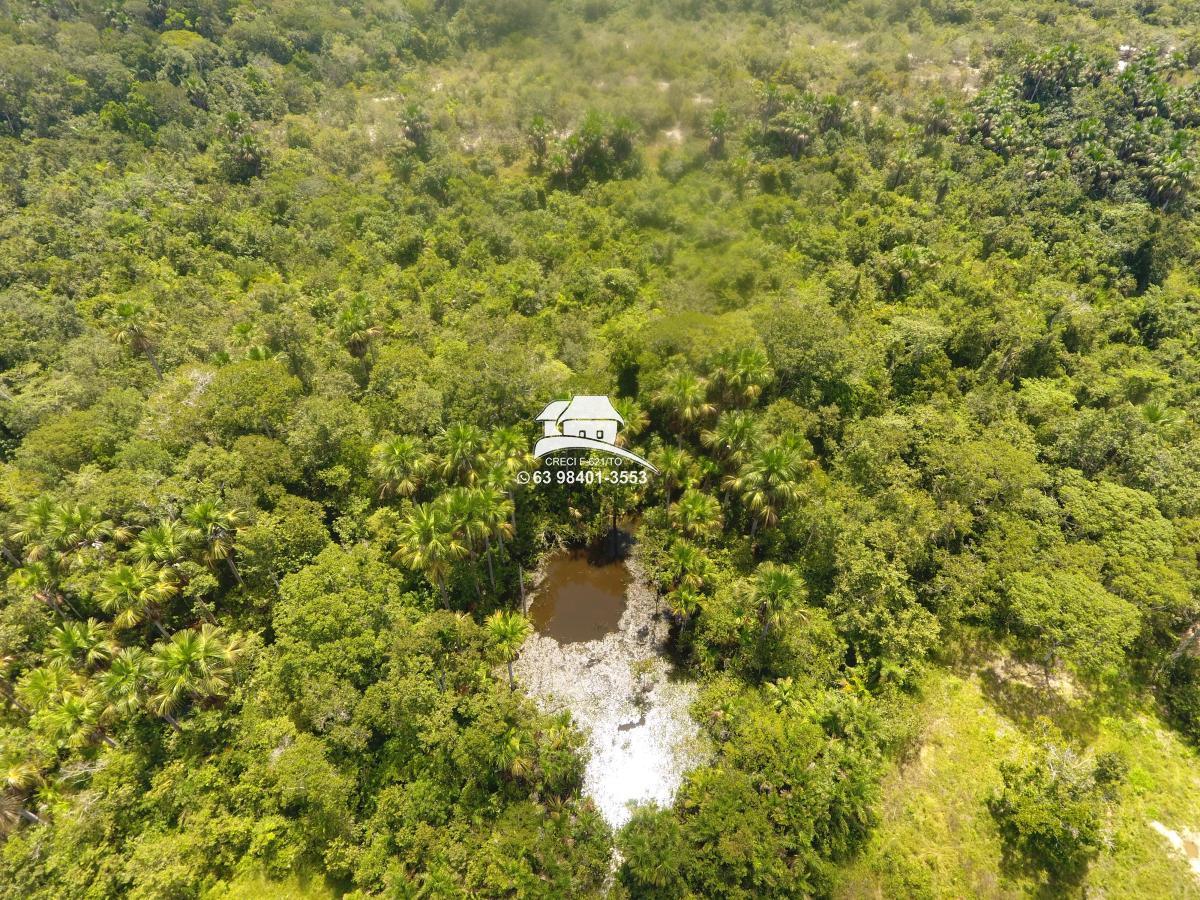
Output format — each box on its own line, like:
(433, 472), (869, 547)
(1, 0), (1199, 896)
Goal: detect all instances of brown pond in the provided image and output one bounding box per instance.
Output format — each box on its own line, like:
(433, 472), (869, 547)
(530, 546), (630, 644)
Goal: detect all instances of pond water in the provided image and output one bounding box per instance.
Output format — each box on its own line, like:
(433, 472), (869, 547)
(529, 548), (629, 643)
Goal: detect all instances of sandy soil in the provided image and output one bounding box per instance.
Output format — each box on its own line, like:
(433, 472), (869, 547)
(1150, 821), (1200, 884)
(514, 553), (707, 829)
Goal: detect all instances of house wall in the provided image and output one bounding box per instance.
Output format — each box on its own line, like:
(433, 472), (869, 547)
(559, 418), (617, 442)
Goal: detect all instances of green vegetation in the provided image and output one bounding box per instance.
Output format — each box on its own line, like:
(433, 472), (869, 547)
(1, 0), (1199, 897)
(836, 668), (1200, 899)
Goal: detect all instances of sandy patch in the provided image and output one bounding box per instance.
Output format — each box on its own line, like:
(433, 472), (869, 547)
(1150, 821), (1200, 883)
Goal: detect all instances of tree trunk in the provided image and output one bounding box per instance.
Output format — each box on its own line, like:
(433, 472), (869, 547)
(0, 680), (29, 715)
(1, 545), (19, 566)
(507, 659), (515, 689)
(484, 538), (496, 592)
(518, 564), (526, 615)
(142, 345), (164, 381)
(20, 809), (41, 825)
(438, 579), (450, 611)
(160, 711), (183, 731)
(58, 592), (85, 620)
(152, 618), (170, 640)
(225, 553), (243, 587)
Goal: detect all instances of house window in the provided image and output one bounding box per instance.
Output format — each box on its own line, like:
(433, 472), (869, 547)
(597, 430), (605, 441)
(579, 429), (586, 437)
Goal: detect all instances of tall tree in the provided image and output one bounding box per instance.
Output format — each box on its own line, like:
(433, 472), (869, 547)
(147, 625), (242, 731)
(653, 372), (716, 445)
(96, 562), (178, 638)
(103, 299), (164, 380)
(726, 444), (804, 540)
(130, 520), (192, 566)
(669, 490), (723, 543)
(701, 410), (763, 475)
(370, 435), (428, 500)
(393, 502), (468, 609)
(486, 610), (531, 689)
(183, 500), (245, 586)
(710, 348), (772, 407)
(438, 424), (488, 486)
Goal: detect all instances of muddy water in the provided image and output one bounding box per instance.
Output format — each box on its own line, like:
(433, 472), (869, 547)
(529, 548), (629, 643)
(515, 535), (706, 829)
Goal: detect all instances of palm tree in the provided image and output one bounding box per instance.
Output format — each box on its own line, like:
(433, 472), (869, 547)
(399, 103), (431, 149)
(752, 563), (804, 640)
(96, 562), (178, 638)
(664, 541), (710, 593)
(486, 610), (531, 689)
(725, 444), (804, 540)
(370, 435), (428, 500)
(441, 487), (490, 600)
(147, 625), (242, 731)
(1141, 402), (1179, 430)
(41, 690), (117, 750)
(0, 753), (44, 833)
(183, 500), (245, 585)
(1148, 149), (1195, 211)
(706, 105), (732, 157)
(701, 410), (762, 472)
(612, 397), (649, 447)
(649, 446), (694, 513)
(527, 115), (552, 169)
(130, 520), (191, 566)
(16, 665), (74, 714)
(653, 372), (716, 445)
(393, 502), (468, 609)
(501, 727), (536, 780)
(104, 299), (164, 380)
(45, 619), (113, 672)
(438, 424), (487, 485)
(9, 496), (56, 562)
(485, 427), (534, 608)
(764, 676), (800, 713)
(98, 647), (149, 721)
(336, 294), (380, 359)
(710, 348), (772, 407)
(0, 656), (29, 715)
(669, 490), (723, 543)
(666, 585), (702, 628)
(10, 560), (79, 618)
(768, 105), (816, 158)
(486, 425), (536, 482)
(474, 484), (514, 593)
(46, 503), (117, 558)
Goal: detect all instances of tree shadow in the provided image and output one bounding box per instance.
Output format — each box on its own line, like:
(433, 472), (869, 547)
(994, 842), (1090, 899)
(978, 663), (1098, 742)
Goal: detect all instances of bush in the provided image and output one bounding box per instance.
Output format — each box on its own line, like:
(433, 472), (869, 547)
(1162, 653), (1200, 743)
(989, 729), (1124, 885)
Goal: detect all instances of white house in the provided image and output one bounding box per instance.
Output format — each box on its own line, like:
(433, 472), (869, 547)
(536, 395), (624, 444)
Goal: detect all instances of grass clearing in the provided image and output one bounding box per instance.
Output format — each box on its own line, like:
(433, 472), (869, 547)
(835, 664), (1200, 899)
